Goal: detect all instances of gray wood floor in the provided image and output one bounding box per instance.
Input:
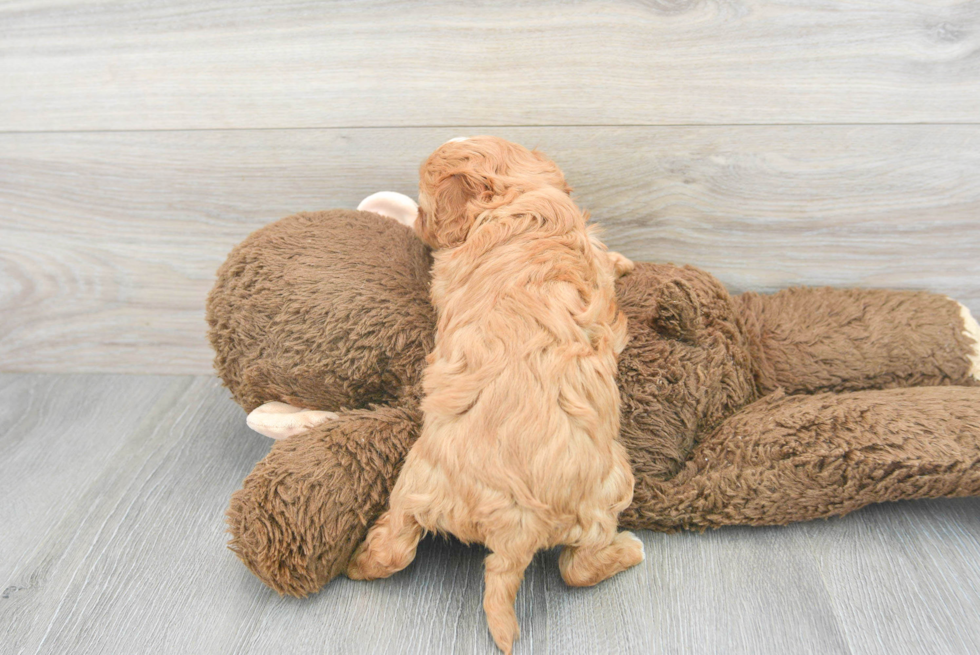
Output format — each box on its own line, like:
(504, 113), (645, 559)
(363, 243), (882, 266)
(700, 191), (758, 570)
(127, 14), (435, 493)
(1, 373), (979, 655)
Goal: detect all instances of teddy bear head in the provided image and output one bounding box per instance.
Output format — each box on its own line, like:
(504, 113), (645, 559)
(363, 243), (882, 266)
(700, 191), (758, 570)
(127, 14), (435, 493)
(207, 209), (436, 414)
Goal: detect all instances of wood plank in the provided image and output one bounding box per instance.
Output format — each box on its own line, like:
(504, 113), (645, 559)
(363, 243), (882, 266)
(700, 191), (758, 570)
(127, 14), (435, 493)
(0, 374), (181, 585)
(0, 375), (272, 654)
(804, 498), (980, 655)
(2, 0), (980, 131)
(547, 527), (851, 654)
(1, 126), (978, 374)
(230, 529), (851, 655)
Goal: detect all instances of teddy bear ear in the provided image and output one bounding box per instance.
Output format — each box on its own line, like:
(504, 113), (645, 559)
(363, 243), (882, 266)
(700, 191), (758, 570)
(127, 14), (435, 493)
(650, 279), (704, 343)
(356, 192), (419, 229)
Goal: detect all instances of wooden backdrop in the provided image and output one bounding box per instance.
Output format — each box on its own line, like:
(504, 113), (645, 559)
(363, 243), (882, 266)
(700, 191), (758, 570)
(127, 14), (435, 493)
(2, 0), (978, 374)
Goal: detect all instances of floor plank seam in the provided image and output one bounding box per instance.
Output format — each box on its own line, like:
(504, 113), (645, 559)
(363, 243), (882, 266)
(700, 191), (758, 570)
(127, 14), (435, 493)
(2, 121), (980, 135)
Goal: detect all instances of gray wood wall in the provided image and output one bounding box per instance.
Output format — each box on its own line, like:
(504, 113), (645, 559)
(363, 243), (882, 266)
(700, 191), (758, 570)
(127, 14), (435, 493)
(2, 1), (978, 374)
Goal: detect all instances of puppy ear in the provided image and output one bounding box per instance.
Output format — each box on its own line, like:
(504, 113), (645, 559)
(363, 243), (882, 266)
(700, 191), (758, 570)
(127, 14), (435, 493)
(431, 169), (492, 247)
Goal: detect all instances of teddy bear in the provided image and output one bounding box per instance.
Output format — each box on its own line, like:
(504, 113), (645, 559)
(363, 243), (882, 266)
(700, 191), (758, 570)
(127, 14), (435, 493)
(207, 192), (980, 598)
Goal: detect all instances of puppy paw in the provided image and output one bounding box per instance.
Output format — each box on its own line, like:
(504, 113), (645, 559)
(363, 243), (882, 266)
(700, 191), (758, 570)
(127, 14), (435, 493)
(245, 401), (338, 440)
(345, 544), (374, 581)
(559, 531), (645, 587)
(346, 543), (394, 581)
(958, 302), (980, 382)
(618, 531), (646, 568)
(608, 251), (635, 278)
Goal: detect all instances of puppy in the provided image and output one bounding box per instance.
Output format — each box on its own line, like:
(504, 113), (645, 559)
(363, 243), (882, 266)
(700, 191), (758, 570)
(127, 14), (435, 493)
(347, 136), (642, 654)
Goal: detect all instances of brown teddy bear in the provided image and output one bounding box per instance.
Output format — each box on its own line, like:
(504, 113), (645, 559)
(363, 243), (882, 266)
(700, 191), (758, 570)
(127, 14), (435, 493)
(207, 195), (980, 598)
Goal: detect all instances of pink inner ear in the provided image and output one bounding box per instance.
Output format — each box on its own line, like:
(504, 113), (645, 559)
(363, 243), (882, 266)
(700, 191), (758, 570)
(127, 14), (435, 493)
(357, 192), (419, 228)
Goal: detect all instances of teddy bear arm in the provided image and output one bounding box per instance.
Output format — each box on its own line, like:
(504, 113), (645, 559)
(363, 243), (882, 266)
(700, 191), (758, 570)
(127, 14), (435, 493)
(736, 287), (980, 395)
(620, 386), (980, 532)
(227, 405), (421, 596)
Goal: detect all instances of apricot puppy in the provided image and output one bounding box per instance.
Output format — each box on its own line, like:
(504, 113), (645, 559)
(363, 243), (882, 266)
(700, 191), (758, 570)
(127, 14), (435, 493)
(348, 137), (643, 654)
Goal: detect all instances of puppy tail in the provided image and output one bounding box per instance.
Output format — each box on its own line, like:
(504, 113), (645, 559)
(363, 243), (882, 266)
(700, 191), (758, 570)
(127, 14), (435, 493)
(483, 551), (533, 655)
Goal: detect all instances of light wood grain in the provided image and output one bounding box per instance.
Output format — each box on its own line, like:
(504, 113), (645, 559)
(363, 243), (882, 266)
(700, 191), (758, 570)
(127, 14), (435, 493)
(0, 374), (179, 586)
(804, 499), (980, 655)
(2, 374), (979, 654)
(548, 527), (852, 654)
(2, 0), (980, 131)
(1, 126), (978, 374)
(0, 375), (269, 654)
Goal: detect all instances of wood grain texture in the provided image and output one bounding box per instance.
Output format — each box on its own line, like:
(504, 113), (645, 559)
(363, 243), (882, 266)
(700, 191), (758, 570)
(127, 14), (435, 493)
(1, 126), (978, 374)
(804, 499), (980, 655)
(2, 374), (979, 654)
(2, 0), (980, 131)
(0, 375), (268, 654)
(0, 374), (179, 586)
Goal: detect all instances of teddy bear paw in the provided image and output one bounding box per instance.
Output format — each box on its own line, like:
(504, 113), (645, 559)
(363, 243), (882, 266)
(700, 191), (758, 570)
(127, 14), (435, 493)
(958, 302), (980, 381)
(245, 401), (338, 440)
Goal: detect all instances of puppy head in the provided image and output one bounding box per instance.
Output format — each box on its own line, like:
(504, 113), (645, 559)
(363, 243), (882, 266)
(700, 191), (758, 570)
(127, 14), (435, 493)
(416, 136), (571, 249)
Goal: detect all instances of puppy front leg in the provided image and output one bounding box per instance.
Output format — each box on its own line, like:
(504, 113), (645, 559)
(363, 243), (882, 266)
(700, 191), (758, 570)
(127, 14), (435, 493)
(607, 250), (635, 278)
(586, 226), (633, 278)
(346, 507), (422, 580)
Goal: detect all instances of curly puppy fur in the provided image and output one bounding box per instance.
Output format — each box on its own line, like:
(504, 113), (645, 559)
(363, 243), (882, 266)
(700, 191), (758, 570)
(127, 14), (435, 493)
(346, 137), (642, 654)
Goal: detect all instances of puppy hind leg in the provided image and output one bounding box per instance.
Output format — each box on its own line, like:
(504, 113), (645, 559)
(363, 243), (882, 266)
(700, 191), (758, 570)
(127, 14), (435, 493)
(346, 508), (423, 581)
(559, 530), (645, 588)
(483, 551), (533, 655)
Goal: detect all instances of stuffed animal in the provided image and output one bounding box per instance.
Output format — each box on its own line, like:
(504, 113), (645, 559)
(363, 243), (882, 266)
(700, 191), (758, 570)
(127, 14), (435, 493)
(208, 193), (980, 598)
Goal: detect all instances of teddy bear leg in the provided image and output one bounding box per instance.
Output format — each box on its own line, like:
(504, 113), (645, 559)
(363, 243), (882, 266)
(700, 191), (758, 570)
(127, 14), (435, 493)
(558, 530), (645, 587)
(227, 405), (421, 596)
(736, 287), (980, 394)
(346, 507), (423, 581)
(620, 386), (980, 532)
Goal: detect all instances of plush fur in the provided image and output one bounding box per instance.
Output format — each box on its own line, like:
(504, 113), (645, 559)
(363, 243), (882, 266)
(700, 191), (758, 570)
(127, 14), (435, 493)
(210, 209), (980, 601)
(347, 138), (639, 653)
(208, 210), (434, 413)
